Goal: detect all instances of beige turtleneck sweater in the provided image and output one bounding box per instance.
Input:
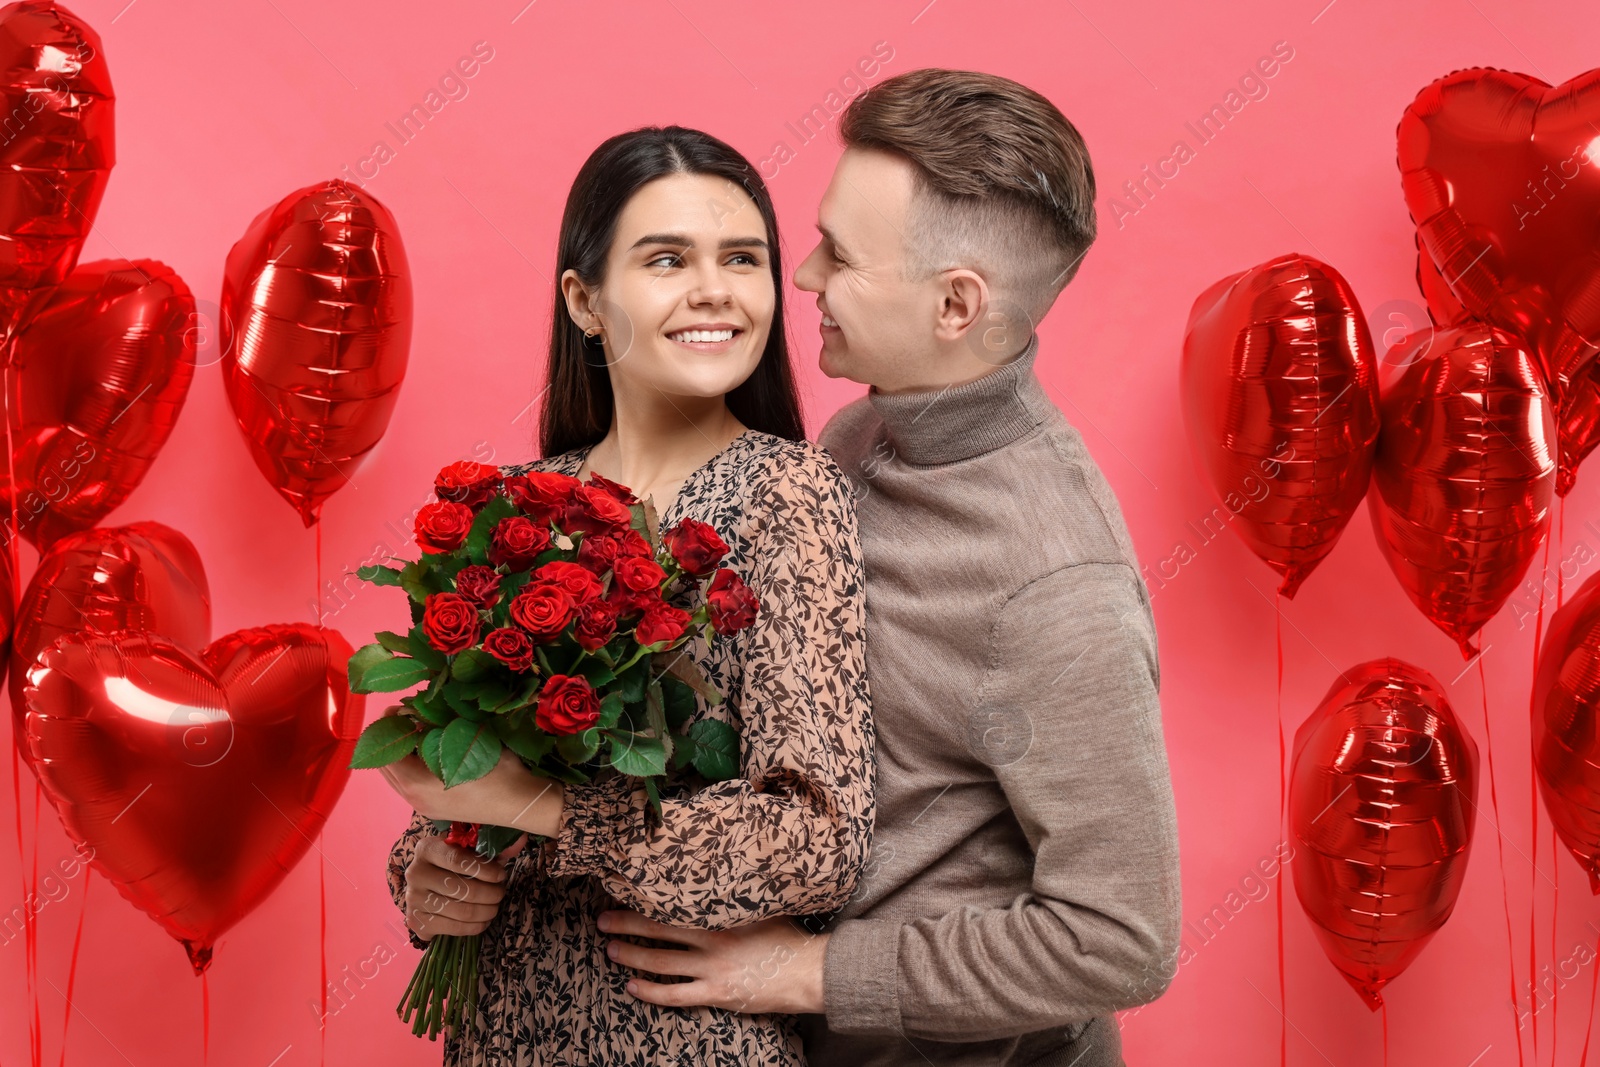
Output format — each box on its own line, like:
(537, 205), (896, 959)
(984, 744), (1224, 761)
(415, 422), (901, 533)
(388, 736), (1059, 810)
(797, 333), (1182, 1066)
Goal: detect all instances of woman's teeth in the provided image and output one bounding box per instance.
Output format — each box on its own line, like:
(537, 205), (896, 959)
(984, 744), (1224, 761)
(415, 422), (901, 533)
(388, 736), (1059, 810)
(669, 329), (736, 342)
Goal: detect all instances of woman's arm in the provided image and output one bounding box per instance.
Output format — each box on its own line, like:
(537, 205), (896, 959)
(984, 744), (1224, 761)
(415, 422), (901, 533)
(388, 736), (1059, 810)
(543, 449), (876, 930)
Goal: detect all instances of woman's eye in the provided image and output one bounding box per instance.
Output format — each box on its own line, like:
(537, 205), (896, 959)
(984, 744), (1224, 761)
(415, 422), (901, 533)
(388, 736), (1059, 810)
(648, 252), (683, 269)
(729, 252), (760, 266)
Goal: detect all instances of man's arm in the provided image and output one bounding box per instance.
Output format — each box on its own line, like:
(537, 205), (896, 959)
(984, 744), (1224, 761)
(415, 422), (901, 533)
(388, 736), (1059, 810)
(821, 560), (1182, 1039)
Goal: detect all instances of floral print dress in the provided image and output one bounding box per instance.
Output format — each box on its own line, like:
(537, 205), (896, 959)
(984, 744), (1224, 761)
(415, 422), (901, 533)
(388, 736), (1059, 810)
(386, 428), (875, 1066)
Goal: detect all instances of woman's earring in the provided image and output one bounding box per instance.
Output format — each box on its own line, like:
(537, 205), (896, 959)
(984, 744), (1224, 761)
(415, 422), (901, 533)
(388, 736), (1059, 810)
(581, 324), (608, 366)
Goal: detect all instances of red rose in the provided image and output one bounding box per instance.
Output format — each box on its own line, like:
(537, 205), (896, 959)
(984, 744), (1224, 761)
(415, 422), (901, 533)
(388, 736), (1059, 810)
(635, 603), (691, 648)
(534, 560), (603, 606)
(423, 592), (481, 653)
(663, 517), (729, 577)
(444, 821), (479, 850)
(707, 568), (760, 635)
(605, 583), (660, 618)
(414, 501), (475, 554)
(576, 531), (622, 574)
(536, 674), (601, 735)
(505, 471), (584, 526)
(435, 461), (502, 510)
(586, 470), (639, 505)
(510, 582), (577, 641)
(574, 599), (620, 651)
(489, 515), (552, 570)
(483, 626), (536, 672)
(613, 555), (667, 594)
(561, 484), (635, 536)
(454, 564), (503, 608)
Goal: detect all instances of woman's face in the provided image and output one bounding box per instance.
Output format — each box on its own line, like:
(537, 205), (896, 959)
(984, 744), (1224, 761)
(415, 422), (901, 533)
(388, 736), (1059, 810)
(568, 173), (775, 407)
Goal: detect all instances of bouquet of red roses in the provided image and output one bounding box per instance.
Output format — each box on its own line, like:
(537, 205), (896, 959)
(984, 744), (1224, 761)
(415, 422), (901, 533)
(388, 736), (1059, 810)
(347, 459), (759, 1040)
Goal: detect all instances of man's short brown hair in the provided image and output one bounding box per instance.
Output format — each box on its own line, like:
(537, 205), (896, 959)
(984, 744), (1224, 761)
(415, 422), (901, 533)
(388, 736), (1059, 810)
(839, 68), (1096, 325)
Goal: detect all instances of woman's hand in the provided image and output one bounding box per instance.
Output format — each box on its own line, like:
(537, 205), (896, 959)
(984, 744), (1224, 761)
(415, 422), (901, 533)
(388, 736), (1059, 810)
(404, 831), (529, 941)
(375, 704), (567, 836)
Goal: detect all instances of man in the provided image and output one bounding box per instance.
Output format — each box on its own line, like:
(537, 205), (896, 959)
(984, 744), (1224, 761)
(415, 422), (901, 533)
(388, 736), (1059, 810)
(594, 68), (1182, 1065)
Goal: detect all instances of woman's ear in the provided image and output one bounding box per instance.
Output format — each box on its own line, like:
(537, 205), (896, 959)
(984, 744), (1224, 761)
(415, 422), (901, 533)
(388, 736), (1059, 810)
(560, 268), (601, 332)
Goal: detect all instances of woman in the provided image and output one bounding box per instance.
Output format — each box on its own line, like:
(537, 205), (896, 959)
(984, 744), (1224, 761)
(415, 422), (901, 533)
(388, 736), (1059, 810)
(382, 126), (875, 1066)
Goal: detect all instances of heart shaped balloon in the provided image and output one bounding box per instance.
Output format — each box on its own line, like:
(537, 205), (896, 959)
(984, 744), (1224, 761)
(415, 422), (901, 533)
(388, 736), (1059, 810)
(220, 178), (412, 527)
(10, 521), (211, 769)
(1180, 253), (1381, 598)
(1533, 568), (1600, 893)
(0, 1), (115, 354)
(22, 624), (363, 973)
(1368, 323), (1556, 658)
(1, 259), (197, 549)
(1398, 67), (1600, 406)
(1291, 659), (1478, 1010)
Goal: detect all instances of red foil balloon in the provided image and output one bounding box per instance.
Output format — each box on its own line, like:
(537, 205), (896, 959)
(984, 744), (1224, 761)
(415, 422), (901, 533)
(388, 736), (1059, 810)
(1290, 659), (1478, 1010)
(1532, 569), (1600, 893)
(1181, 253), (1381, 598)
(220, 179), (412, 526)
(0, 1), (115, 353)
(9, 521), (210, 769)
(22, 624), (362, 973)
(1368, 323), (1556, 657)
(1399, 67), (1600, 404)
(0, 260), (196, 549)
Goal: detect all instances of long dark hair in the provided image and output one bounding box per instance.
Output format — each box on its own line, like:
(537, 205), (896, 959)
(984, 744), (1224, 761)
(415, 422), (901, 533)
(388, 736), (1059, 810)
(538, 126), (805, 458)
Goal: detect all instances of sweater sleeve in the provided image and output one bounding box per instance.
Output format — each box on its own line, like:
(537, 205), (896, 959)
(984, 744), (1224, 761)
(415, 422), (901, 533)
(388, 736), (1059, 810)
(386, 809), (433, 950)
(541, 450), (876, 930)
(821, 561), (1181, 1038)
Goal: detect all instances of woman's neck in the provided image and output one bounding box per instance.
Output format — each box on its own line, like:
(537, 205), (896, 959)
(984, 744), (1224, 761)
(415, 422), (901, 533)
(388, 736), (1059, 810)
(578, 406), (748, 508)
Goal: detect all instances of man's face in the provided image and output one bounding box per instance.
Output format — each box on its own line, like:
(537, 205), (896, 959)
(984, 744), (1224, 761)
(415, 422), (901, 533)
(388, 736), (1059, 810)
(794, 147), (933, 392)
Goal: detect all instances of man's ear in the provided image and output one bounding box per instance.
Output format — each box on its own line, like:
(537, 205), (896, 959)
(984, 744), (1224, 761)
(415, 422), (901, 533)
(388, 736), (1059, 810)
(933, 268), (989, 344)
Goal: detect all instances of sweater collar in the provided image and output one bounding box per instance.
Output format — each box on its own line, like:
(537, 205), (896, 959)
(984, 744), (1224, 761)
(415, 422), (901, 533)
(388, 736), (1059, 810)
(867, 332), (1053, 466)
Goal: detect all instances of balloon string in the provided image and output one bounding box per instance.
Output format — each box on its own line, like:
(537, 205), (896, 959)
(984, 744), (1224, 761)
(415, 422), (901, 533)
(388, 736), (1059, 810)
(319, 842), (327, 1067)
(1275, 594), (1286, 1067)
(30, 784), (41, 1067)
(1582, 919), (1600, 1064)
(201, 969), (209, 1067)
(1479, 654), (1527, 1067)
(56, 870), (89, 1067)
(1381, 999), (1388, 1067)
(1531, 531), (1550, 1067)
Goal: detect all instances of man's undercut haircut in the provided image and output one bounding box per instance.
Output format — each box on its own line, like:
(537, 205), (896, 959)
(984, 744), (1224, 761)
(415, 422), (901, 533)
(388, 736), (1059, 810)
(839, 68), (1097, 324)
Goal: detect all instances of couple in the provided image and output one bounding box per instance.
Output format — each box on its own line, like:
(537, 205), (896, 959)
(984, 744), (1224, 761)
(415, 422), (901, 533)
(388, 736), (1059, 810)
(382, 66), (1182, 1067)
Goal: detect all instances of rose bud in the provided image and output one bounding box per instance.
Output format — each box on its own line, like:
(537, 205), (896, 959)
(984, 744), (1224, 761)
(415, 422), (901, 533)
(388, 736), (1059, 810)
(534, 560), (603, 606)
(574, 599), (621, 651)
(635, 603), (692, 648)
(422, 592), (482, 653)
(454, 564), (504, 608)
(510, 582), (578, 642)
(488, 515), (552, 570)
(663, 516), (729, 577)
(586, 469), (639, 505)
(505, 471), (584, 526)
(536, 674), (601, 735)
(707, 568), (760, 634)
(560, 484), (635, 537)
(613, 555), (667, 594)
(435, 461), (502, 510)
(415, 501), (476, 554)
(483, 626), (536, 672)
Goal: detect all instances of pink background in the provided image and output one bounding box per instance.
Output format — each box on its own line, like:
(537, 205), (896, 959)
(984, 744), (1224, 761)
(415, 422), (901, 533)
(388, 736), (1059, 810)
(2, 0), (1596, 1064)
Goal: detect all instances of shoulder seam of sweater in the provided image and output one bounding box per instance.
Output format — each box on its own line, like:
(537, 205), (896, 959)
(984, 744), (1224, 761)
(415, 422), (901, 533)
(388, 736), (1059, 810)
(975, 560), (1141, 700)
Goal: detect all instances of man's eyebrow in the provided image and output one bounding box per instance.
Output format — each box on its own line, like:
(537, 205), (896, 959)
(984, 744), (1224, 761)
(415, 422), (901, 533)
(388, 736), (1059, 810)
(626, 233), (769, 252)
(816, 223), (848, 257)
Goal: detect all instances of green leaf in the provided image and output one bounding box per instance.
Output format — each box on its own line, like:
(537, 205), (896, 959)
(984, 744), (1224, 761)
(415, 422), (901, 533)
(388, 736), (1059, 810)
(643, 774), (662, 820)
(556, 728), (601, 765)
(688, 718), (739, 781)
(609, 732), (668, 777)
(646, 679), (674, 762)
(408, 625), (447, 672)
(596, 691), (625, 730)
(350, 715), (422, 768)
(399, 559), (433, 604)
(452, 648), (497, 683)
(375, 630), (411, 654)
(465, 496), (518, 566)
(619, 657), (649, 704)
(579, 659), (617, 688)
(410, 688), (452, 727)
(501, 719), (555, 764)
(660, 676), (697, 730)
(353, 656), (433, 694)
(356, 563), (405, 587)
(651, 648), (724, 706)
(442, 684), (487, 722)
(419, 726), (446, 777)
(476, 823), (525, 859)
(408, 597), (425, 627)
(347, 642), (393, 691)
(440, 717), (502, 786)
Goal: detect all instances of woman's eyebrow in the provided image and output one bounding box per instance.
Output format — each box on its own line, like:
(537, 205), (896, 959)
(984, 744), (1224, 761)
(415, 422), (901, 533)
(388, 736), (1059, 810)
(627, 233), (769, 252)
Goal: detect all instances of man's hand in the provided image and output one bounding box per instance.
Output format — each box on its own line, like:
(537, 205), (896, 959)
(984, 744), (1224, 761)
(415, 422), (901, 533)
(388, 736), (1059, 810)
(403, 831), (528, 942)
(595, 910), (830, 1015)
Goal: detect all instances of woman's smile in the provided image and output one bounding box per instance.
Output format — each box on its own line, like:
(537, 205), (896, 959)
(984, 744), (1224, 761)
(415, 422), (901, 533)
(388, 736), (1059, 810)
(665, 322), (745, 351)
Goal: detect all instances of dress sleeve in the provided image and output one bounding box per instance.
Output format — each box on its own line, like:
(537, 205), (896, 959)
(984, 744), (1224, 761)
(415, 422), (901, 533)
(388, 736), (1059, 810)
(542, 448), (876, 930)
(386, 810), (433, 950)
